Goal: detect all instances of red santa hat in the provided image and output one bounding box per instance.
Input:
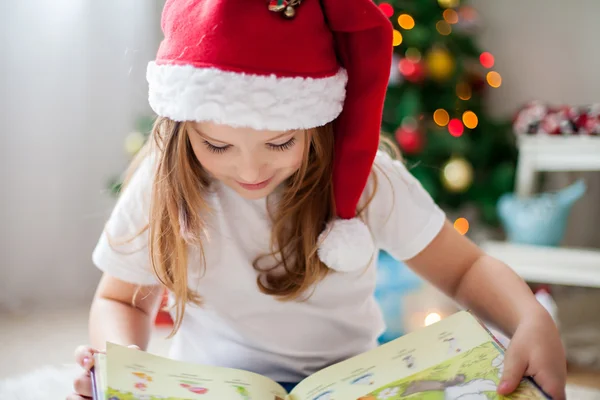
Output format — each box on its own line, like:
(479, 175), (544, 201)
(146, 0), (393, 272)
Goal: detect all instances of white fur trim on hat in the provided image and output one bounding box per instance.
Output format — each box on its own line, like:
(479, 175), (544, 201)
(317, 218), (376, 272)
(146, 62), (348, 131)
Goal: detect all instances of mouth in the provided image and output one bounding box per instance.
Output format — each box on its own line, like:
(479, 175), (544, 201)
(236, 177), (272, 191)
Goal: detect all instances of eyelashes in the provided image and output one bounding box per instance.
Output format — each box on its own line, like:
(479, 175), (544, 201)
(203, 142), (230, 154)
(203, 137), (297, 154)
(268, 137), (296, 151)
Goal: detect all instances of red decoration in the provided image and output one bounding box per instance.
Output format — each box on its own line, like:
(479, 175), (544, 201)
(379, 2), (394, 17)
(514, 102), (600, 136)
(399, 58), (425, 83)
(395, 126), (424, 154)
(448, 119), (464, 137)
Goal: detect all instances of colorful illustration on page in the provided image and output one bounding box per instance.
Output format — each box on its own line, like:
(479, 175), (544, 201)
(356, 341), (546, 400)
(233, 385), (252, 400)
(132, 371), (153, 391)
(180, 380), (209, 395)
(312, 389), (334, 400)
(350, 373), (375, 386)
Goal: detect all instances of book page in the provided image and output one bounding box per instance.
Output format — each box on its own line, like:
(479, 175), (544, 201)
(288, 311), (547, 400)
(102, 342), (288, 400)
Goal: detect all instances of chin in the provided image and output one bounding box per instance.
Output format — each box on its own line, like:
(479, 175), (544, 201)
(234, 186), (273, 200)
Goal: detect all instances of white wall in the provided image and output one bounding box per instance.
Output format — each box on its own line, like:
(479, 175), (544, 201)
(470, 0), (600, 249)
(470, 0), (600, 114)
(0, 1), (163, 311)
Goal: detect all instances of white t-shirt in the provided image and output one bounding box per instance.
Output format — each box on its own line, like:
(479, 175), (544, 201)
(92, 150), (446, 382)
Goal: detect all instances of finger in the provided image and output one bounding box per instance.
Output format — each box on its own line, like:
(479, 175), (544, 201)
(128, 344), (141, 350)
(532, 370), (567, 400)
(498, 343), (529, 395)
(72, 374), (93, 398)
(74, 346), (103, 370)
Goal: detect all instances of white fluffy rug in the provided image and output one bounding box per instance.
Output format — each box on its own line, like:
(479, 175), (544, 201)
(1, 364), (600, 400)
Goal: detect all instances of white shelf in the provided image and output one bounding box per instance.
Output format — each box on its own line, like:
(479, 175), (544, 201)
(516, 135), (600, 196)
(481, 240), (600, 288)
(517, 135), (600, 171)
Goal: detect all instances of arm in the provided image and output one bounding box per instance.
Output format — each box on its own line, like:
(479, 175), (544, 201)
(404, 220), (566, 399)
(89, 273), (164, 351)
(404, 220), (547, 337)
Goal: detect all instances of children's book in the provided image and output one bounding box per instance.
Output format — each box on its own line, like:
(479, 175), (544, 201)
(91, 311), (549, 400)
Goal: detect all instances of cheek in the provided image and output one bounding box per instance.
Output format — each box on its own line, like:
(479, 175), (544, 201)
(279, 137), (307, 171)
(189, 140), (227, 176)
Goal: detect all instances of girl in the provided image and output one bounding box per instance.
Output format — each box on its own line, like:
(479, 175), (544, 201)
(69, 0), (566, 399)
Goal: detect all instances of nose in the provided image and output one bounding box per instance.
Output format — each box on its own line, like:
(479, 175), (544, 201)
(236, 153), (263, 183)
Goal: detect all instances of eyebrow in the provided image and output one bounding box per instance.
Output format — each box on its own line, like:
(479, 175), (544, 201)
(192, 126), (296, 144)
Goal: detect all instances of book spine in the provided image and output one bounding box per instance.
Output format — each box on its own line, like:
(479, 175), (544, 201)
(90, 366), (99, 400)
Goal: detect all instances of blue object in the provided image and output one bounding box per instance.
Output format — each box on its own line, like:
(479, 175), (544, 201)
(374, 250), (423, 344)
(278, 382), (298, 393)
(497, 179), (586, 247)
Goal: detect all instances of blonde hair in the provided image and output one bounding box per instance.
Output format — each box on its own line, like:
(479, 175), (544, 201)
(113, 118), (401, 337)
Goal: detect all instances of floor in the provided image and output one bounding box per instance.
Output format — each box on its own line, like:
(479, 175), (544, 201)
(0, 306), (172, 380)
(1, 306), (600, 392)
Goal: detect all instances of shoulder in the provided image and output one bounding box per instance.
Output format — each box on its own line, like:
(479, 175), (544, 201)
(361, 150), (446, 260)
(362, 150), (423, 203)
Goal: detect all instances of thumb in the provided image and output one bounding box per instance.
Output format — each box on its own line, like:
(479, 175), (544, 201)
(498, 343), (529, 395)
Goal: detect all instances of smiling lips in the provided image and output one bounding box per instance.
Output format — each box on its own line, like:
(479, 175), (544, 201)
(236, 177), (272, 191)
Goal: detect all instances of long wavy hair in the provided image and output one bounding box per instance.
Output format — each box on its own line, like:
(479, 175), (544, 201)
(114, 117), (385, 336)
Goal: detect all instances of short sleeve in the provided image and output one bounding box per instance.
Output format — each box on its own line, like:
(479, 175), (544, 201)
(91, 155), (159, 286)
(363, 151), (446, 261)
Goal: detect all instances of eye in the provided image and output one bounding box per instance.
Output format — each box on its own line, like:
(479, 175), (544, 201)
(267, 137), (296, 151)
(203, 141), (230, 154)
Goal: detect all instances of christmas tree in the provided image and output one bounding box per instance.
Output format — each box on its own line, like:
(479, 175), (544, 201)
(376, 0), (517, 227)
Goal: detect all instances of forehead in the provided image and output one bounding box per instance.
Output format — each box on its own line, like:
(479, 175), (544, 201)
(190, 121), (295, 142)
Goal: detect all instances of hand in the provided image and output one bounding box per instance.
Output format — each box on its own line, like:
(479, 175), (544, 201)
(67, 344), (140, 400)
(497, 309), (567, 400)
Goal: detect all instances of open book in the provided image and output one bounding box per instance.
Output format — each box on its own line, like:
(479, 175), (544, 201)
(91, 311), (549, 400)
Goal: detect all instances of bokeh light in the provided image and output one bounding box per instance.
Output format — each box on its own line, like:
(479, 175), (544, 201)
(454, 218), (469, 235)
(433, 109), (450, 126)
(486, 71), (502, 88)
(436, 20), (452, 36)
(456, 82), (472, 100)
(399, 58), (416, 76)
(448, 118), (464, 137)
(405, 47), (421, 62)
(398, 14), (415, 30)
(443, 9), (459, 24)
(462, 111), (478, 129)
(379, 3), (394, 18)
(393, 30), (403, 46)
(480, 52), (495, 68)
(438, 0), (459, 8)
(425, 312), (442, 326)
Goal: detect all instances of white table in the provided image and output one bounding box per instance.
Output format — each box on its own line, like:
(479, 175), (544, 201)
(482, 135), (600, 288)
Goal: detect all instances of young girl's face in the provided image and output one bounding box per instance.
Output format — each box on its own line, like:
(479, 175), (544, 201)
(188, 121), (309, 199)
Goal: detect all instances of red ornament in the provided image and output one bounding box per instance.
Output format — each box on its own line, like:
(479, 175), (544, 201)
(395, 126), (424, 154)
(399, 58), (425, 83)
